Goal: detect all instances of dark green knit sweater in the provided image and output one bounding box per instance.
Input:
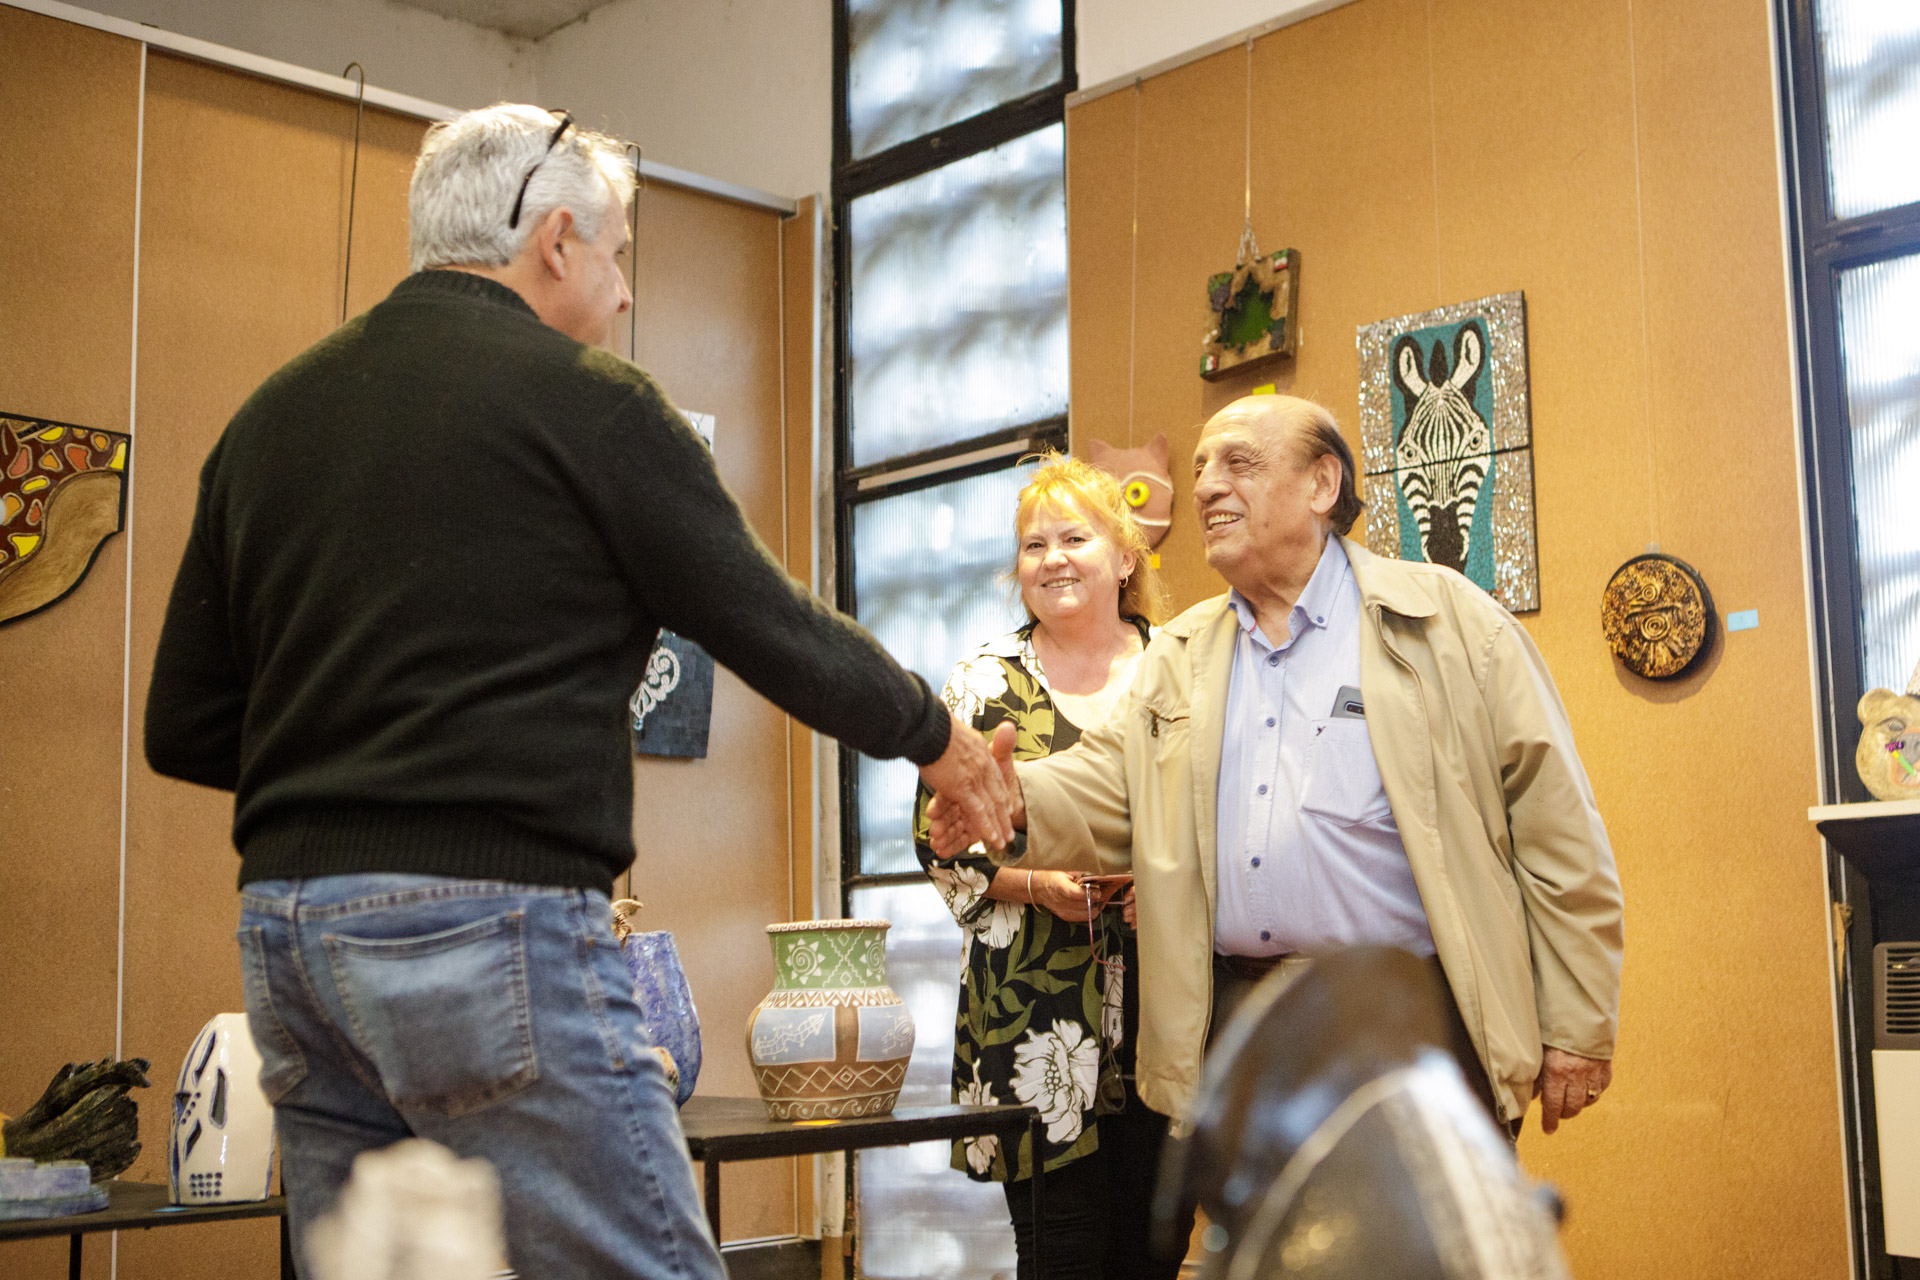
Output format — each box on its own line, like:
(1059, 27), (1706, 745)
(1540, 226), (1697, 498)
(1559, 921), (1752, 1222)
(146, 270), (948, 894)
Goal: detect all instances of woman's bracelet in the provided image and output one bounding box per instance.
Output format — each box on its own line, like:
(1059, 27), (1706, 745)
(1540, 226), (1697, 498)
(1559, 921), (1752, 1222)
(1025, 869), (1035, 906)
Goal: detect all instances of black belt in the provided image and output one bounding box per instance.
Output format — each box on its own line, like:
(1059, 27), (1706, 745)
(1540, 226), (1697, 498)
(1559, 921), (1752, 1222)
(1213, 952), (1296, 982)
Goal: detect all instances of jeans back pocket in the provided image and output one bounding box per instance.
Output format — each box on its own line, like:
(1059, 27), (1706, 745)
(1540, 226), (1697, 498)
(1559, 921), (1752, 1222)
(237, 925), (309, 1104)
(323, 910), (539, 1117)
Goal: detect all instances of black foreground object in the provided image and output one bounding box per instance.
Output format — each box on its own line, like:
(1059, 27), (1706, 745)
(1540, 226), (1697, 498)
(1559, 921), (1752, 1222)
(1, 1058), (152, 1180)
(1155, 948), (1568, 1280)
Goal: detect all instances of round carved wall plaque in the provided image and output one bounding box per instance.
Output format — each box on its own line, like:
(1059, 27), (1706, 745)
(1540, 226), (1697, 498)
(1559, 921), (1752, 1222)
(1601, 554), (1715, 680)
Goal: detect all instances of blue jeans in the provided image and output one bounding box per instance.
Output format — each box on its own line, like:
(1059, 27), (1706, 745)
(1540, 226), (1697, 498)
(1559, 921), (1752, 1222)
(239, 874), (724, 1280)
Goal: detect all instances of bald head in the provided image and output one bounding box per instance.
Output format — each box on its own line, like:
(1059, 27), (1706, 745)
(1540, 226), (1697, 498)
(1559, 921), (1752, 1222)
(1191, 396), (1363, 599)
(1199, 396), (1362, 536)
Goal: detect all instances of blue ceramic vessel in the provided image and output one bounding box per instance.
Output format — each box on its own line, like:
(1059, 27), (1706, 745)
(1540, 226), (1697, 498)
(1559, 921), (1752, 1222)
(620, 929), (702, 1106)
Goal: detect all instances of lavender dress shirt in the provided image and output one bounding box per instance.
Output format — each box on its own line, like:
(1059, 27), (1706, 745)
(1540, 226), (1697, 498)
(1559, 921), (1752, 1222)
(1212, 536), (1436, 957)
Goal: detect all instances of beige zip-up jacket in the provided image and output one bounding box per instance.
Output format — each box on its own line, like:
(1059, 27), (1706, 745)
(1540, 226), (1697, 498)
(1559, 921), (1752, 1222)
(1008, 537), (1623, 1123)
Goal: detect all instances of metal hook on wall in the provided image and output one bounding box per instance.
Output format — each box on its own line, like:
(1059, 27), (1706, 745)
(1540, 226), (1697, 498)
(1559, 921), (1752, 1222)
(340, 62), (367, 325)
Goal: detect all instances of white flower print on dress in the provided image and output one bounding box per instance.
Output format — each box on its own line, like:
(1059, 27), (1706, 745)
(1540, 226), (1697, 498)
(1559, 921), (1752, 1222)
(956, 1060), (1001, 1174)
(940, 655), (1009, 725)
(927, 863), (988, 922)
(1009, 1022), (1098, 1145)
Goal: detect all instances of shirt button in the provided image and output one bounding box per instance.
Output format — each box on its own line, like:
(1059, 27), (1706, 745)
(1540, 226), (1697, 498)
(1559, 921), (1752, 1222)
(1267, 653), (1280, 666)
(1266, 717), (1276, 728)
(1250, 857), (1261, 868)
(1259, 930), (1272, 942)
(1257, 784), (1268, 796)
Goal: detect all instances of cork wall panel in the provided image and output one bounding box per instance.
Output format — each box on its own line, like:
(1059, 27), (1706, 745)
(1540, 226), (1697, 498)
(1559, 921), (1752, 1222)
(620, 180), (800, 1244)
(0, 14), (139, 1280)
(119, 55), (425, 1279)
(1065, 0), (1846, 1275)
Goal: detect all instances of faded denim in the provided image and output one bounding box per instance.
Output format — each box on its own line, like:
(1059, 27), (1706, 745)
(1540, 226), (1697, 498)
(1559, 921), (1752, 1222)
(239, 874), (724, 1280)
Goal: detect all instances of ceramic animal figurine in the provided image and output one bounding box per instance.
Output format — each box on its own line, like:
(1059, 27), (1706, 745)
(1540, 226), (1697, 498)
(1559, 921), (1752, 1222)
(1086, 434), (1172, 550)
(1856, 659), (1920, 803)
(170, 1014), (275, 1204)
(747, 920), (914, 1119)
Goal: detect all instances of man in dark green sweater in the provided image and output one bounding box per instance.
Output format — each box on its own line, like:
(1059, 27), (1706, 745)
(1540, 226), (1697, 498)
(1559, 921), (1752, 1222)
(146, 105), (1011, 1280)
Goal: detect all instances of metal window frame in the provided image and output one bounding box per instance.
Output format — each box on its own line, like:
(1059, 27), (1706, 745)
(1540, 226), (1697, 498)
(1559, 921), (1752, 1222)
(1776, 2), (1920, 1274)
(830, 0), (1076, 899)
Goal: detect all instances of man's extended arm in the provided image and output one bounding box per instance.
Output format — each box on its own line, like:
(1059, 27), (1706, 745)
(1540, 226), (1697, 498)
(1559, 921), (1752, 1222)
(1487, 615), (1625, 1131)
(929, 697), (1136, 875)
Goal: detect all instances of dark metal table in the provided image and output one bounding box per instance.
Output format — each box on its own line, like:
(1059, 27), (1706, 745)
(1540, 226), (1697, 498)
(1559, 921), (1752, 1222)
(678, 1097), (1045, 1278)
(0, 1181), (290, 1280)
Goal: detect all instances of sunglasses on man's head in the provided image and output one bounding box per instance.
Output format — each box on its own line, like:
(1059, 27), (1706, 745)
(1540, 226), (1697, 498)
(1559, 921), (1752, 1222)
(508, 111), (574, 230)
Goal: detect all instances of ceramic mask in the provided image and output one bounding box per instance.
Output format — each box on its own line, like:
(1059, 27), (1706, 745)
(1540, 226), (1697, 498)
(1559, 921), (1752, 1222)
(170, 1013), (275, 1204)
(1086, 434), (1172, 550)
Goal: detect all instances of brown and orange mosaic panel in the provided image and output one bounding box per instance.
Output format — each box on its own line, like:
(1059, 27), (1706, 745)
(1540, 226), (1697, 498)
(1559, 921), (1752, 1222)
(0, 414), (129, 626)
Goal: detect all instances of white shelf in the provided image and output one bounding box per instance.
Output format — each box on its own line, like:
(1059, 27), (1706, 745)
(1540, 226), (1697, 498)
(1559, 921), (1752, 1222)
(1810, 798), (1920, 824)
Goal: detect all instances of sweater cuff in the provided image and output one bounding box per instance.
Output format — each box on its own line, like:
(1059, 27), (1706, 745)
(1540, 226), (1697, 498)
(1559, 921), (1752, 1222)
(901, 675), (951, 767)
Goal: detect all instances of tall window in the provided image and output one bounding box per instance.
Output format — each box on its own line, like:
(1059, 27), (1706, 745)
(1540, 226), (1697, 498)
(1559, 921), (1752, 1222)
(1780, 2), (1920, 1272)
(832, 1), (1074, 1274)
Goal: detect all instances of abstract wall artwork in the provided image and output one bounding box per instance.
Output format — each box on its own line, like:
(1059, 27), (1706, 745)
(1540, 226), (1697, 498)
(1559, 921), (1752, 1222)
(1356, 292), (1538, 612)
(1086, 434), (1172, 551)
(632, 410), (718, 759)
(1201, 242), (1299, 381)
(1601, 553), (1715, 680)
(0, 414), (129, 627)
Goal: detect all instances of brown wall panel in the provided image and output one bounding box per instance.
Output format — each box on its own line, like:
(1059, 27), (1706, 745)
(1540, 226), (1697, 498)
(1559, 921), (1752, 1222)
(0, 13), (141, 1279)
(619, 180), (801, 1243)
(1066, 0), (1846, 1274)
(119, 54), (426, 1279)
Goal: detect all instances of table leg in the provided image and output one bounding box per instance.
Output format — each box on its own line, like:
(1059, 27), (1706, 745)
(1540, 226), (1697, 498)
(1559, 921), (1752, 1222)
(67, 1231), (80, 1280)
(1028, 1116), (1047, 1280)
(703, 1158), (722, 1247)
(281, 1213), (296, 1280)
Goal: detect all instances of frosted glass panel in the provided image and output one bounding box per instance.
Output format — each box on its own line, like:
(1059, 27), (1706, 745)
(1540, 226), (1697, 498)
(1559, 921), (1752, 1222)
(852, 465), (1031, 874)
(1837, 253), (1920, 694)
(847, 0), (1061, 160)
(1817, 3), (1920, 219)
(849, 126), (1068, 467)
(851, 882), (1016, 1280)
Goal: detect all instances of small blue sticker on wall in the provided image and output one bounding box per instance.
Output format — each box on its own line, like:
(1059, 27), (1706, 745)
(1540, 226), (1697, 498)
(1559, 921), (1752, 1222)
(1727, 609), (1759, 632)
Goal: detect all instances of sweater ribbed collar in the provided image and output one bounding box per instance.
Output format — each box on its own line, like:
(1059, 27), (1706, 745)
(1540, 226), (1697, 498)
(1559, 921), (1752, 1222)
(392, 269), (540, 320)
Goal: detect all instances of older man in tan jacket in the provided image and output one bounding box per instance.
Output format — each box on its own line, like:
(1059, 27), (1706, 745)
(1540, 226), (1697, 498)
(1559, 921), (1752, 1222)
(929, 394), (1622, 1142)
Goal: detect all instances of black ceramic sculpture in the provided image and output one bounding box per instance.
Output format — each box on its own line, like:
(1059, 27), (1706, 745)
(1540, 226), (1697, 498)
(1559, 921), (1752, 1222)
(1155, 948), (1568, 1280)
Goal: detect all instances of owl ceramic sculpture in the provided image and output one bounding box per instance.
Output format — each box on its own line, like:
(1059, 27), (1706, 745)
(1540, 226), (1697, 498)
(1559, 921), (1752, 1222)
(1086, 434), (1172, 550)
(1856, 659), (1920, 803)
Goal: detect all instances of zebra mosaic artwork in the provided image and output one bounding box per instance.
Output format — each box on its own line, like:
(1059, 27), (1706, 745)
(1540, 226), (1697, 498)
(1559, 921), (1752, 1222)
(1357, 291), (1539, 612)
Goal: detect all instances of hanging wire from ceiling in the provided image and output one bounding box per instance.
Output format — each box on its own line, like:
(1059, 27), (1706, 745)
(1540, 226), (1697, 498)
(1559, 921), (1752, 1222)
(340, 62), (366, 325)
(1239, 34), (1258, 264)
(1127, 77), (1142, 447)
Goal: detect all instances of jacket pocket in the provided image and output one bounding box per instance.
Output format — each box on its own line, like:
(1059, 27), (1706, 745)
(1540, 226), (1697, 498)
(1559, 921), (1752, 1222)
(236, 926), (308, 1103)
(1299, 719), (1394, 827)
(324, 910), (539, 1116)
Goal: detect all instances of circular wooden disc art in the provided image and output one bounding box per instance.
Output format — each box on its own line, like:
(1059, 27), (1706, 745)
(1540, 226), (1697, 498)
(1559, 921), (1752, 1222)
(1601, 554), (1715, 680)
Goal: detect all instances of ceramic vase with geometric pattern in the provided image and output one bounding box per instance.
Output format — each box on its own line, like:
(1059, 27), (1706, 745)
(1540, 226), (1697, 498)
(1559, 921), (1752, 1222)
(746, 919), (914, 1120)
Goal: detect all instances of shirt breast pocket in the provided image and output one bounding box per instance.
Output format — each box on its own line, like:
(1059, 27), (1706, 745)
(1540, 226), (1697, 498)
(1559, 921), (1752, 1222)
(1299, 718), (1393, 828)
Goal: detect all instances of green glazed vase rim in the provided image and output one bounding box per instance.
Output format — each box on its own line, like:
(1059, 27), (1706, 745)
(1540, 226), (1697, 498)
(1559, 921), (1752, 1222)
(766, 918), (890, 935)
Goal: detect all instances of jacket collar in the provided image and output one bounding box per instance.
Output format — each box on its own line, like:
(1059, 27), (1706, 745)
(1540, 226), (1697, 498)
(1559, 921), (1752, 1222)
(1342, 536), (1438, 620)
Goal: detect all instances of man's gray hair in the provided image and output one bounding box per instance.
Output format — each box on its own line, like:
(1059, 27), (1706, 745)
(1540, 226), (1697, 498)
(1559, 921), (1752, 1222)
(408, 104), (636, 273)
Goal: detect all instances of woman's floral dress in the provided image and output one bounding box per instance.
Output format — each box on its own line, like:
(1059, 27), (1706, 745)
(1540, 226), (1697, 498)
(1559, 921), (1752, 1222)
(913, 623), (1141, 1183)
